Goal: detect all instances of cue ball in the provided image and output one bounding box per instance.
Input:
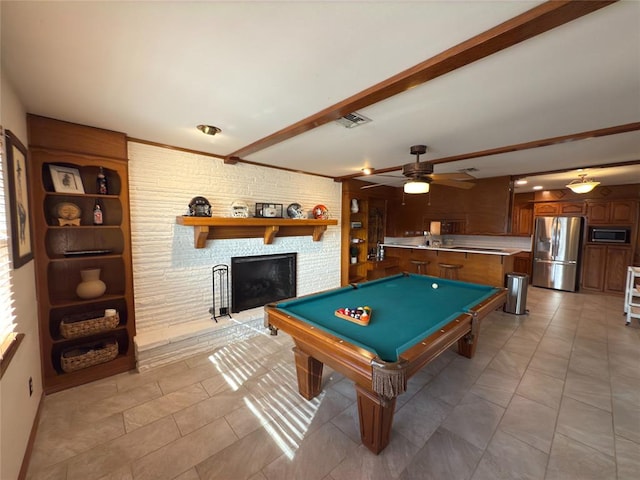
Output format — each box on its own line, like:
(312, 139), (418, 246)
(432, 283), (439, 289)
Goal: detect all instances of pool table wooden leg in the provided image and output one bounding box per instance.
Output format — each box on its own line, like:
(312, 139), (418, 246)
(355, 384), (396, 454)
(293, 347), (323, 400)
(458, 332), (478, 358)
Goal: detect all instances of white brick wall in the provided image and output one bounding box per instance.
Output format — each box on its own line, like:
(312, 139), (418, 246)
(127, 142), (342, 368)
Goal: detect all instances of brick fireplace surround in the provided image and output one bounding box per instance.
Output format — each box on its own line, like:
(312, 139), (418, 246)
(128, 142), (342, 371)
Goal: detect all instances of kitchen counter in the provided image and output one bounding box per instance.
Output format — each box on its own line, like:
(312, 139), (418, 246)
(382, 243), (520, 287)
(382, 243), (522, 256)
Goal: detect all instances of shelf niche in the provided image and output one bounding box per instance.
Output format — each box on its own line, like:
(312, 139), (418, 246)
(176, 216), (338, 248)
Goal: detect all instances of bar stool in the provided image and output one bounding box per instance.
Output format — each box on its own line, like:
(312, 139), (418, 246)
(410, 260), (430, 275)
(438, 263), (462, 280)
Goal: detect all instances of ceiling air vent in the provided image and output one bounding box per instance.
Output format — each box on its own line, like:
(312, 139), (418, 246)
(335, 112), (372, 128)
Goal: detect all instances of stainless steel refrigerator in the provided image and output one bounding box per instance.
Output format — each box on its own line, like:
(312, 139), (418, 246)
(532, 216), (583, 291)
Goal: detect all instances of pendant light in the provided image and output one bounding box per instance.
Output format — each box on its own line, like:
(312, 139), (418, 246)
(566, 174), (600, 194)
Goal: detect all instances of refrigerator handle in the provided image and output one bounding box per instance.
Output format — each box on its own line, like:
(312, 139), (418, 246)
(551, 217), (557, 259)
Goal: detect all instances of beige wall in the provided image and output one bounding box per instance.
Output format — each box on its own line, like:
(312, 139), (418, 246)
(1, 71), (42, 479)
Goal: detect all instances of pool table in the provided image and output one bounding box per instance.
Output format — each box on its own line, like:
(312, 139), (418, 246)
(264, 273), (506, 454)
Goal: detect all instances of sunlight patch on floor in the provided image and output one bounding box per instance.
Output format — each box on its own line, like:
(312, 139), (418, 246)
(208, 341), (263, 391)
(207, 339), (322, 459)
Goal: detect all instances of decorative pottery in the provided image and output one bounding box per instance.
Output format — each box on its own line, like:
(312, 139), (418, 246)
(76, 268), (107, 299)
(350, 245), (359, 264)
(350, 199), (359, 213)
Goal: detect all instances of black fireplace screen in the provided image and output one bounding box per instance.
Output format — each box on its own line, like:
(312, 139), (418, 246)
(231, 253), (297, 313)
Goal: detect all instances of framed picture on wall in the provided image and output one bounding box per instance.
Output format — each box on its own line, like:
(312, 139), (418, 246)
(49, 165), (85, 194)
(5, 130), (34, 268)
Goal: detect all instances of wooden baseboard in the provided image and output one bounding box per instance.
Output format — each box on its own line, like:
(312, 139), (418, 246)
(18, 391), (44, 480)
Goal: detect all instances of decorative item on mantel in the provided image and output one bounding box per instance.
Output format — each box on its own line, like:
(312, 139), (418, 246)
(231, 201), (249, 218)
(351, 199), (359, 213)
(286, 203), (305, 219)
(312, 204), (329, 219)
(188, 196), (212, 217)
(255, 203), (283, 218)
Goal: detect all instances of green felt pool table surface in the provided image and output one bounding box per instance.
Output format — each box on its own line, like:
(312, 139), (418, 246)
(276, 273), (501, 362)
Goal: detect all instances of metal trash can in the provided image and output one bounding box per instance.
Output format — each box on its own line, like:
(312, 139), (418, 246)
(504, 273), (528, 315)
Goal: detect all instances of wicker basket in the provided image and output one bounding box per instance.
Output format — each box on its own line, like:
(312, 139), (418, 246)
(60, 312), (119, 339)
(61, 340), (118, 373)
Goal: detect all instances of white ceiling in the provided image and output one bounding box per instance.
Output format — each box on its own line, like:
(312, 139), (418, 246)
(2, 1), (639, 194)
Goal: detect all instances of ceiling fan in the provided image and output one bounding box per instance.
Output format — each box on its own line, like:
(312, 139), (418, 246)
(361, 145), (475, 193)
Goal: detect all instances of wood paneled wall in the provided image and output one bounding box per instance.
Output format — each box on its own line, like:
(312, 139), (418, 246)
(386, 176), (512, 236)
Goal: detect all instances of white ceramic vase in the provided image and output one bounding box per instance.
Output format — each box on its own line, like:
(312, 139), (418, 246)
(350, 199), (359, 213)
(76, 268), (107, 299)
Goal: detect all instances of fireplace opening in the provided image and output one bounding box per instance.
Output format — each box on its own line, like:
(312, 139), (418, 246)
(231, 253), (297, 313)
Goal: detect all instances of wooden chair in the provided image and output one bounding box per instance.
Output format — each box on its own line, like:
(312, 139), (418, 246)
(438, 263), (463, 280)
(410, 260), (430, 275)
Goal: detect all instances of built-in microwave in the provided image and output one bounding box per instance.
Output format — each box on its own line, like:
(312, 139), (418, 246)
(589, 227), (631, 243)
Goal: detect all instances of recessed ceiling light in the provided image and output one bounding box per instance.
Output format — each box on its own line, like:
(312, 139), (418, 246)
(533, 185), (544, 190)
(515, 179), (528, 185)
(361, 167), (374, 175)
(197, 124), (222, 136)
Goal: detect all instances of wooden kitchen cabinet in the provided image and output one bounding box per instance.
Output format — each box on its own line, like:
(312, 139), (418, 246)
(582, 245), (607, 291)
(610, 201), (637, 224)
(534, 202), (584, 217)
(582, 244), (632, 294)
(559, 202), (585, 215)
(587, 200), (637, 225)
(534, 203), (559, 216)
(587, 202), (609, 224)
(511, 204), (533, 235)
(513, 252), (532, 277)
(605, 246), (633, 293)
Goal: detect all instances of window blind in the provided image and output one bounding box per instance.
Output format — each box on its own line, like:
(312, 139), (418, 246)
(0, 128), (17, 359)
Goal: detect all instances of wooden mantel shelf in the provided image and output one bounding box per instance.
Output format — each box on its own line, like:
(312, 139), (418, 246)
(176, 216), (338, 248)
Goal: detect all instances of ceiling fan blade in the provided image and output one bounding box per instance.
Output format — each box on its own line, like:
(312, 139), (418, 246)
(431, 172), (475, 181)
(431, 178), (476, 189)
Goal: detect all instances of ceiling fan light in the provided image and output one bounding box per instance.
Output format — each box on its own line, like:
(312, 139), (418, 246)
(566, 174), (600, 194)
(404, 179), (430, 194)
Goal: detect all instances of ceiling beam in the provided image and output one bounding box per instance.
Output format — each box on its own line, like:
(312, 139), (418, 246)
(227, 0), (617, 161)
(511, 158), (640, 180)
(335, 122), (640, 181)
(428, 122), (640, 166)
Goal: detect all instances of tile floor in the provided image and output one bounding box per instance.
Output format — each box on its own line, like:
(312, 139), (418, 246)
(26, 287), (640, 480)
